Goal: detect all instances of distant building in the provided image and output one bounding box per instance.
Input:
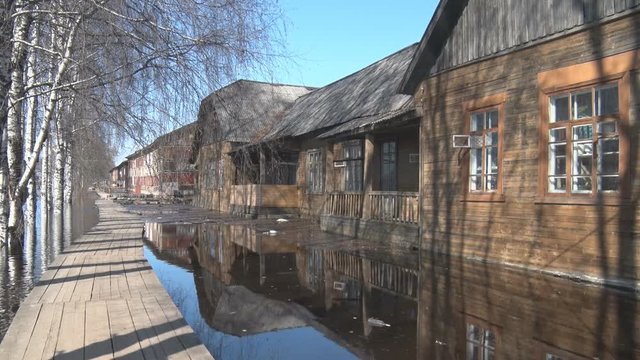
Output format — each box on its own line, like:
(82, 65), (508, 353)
(126, 123), (197, 196)
(109, 160), (128, 188)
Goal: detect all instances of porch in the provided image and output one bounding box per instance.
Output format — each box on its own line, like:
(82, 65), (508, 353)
(320, 122), (420, 247)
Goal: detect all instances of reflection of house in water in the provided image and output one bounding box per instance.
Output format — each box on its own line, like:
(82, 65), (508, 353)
(144, 222), (197, 266)
(196, 225), (419, 359)
(418, 256), (640, 359)
(147, 221), (420, 359)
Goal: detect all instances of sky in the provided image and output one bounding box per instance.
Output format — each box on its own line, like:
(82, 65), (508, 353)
(116, 1), (439, 162)
(269, 0), (438, 88)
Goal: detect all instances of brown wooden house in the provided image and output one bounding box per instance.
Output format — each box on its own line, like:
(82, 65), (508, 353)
(401, 1), (640, 282)
(254, 44), (422, 246)
(191, 80), (314, 213)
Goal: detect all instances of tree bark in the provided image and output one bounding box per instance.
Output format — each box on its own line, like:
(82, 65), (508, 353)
(23, 23), (39, 253)
(52, 140), (64, 252)
(6, 0), (32, 246)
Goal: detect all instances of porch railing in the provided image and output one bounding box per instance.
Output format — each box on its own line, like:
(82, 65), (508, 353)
(326, 192), (363, 218)
(369, 191), (419, 224)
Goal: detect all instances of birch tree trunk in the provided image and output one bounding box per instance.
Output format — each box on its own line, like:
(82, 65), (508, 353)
(6, 0), (32, 247)
(52, 139), (64, 253)
(63, 142), (72, 245)
(40, 137), (50, 258)
(23, 24), (39, 253)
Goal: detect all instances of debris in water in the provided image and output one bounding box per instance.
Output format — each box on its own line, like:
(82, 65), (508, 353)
(276, 218), (289, 223)
(435, 340), (447, 346)
(269, 230), (277, 235)
(242, 329), (247, 332)
(352, 316), (357, 320)
(333, 281), (346, 291)
(367, 318), (391, 327)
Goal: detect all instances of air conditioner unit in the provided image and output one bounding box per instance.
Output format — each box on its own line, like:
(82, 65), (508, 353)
(452, 135), (471, 148)
(333, 161), (346, 168)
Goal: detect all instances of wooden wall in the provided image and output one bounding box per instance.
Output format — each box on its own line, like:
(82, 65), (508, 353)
(416, 13), (640, 281)
(417, 257), (640, 359)
(432, 0), (640, 75)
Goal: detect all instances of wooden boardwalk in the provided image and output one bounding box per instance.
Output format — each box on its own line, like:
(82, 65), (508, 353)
(0, 199), (213, 360)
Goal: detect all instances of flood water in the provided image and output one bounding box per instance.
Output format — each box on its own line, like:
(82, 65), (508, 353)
(0, 191), (99, 340)
(142, 217), (640, 360)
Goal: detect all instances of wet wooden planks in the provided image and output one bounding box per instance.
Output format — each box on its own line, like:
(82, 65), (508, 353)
(0, 198), (213, 360)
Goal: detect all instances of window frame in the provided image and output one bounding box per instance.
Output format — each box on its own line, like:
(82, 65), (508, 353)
(306, 149), (324, 194)
(341, 139), (364, 192)
(537, 51), (633, 205)
(462, 93), (506, 202)
(465, 316), (500, 360)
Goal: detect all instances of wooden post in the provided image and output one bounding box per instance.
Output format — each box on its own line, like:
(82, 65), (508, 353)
(362, 134), (375, 219)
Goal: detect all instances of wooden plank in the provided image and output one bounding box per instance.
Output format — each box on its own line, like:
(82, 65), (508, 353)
(55, 301), (86, 360)
(84, 300), (113, 360)
(141, 297), (191, 360)
(128, 297), (168, 359)
(0, 303), (42, 359)
(107, 299), (144, 360)
(155, 297), (212, 360)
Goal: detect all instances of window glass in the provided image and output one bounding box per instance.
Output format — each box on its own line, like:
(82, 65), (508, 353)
(572, 91), (593, 119)
(596, 85), (619, 116)
(550, 95), (570, 123)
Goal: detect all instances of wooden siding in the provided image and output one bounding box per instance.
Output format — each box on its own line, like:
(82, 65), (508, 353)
(416, 14), (640, 280)
(431, 0), (640, 75)
(229, 184), (299, 208)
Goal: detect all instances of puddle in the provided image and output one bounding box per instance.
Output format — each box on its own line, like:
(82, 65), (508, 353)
(144, 221), (640, 359)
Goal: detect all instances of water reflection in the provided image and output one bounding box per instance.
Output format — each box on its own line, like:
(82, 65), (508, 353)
(145, 221), (640, 360)
(0, 191), (99, 341)
(144, 221), (419, 359)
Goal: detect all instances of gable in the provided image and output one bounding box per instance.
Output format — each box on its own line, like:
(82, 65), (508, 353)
(402, 0), (640, 93)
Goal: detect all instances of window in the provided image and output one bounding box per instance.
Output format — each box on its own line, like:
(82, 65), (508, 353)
(343, 140), (363, 192)
(466, 323), (496, 360)
(381, 141), (397, 191)
(307, 149), (324, 193)
(469, 109), (500, 193)
(546, 83), (622, 194)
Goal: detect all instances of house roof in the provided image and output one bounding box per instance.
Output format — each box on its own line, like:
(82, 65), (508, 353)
(266, 44), (418, 139)
(400, 0), (640, 94)
(126, 122), (197, 160)
(197, 80), (315, 146)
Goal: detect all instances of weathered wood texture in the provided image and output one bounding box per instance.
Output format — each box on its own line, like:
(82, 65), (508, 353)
(418, 257), (640, 359)
(0, 198), (213, 360)
(416, 13), (640, 281)
(431, 0), (640, 75)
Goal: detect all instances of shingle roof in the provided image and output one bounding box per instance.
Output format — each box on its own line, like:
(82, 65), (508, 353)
(197, 80), (314, 145)
(267, 43), (418, 139)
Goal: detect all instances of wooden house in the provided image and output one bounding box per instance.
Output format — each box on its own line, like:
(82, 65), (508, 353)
(126, 123), (197, 196)
(191, 80), (314, 213)
(262, 44), (422, 246)
(109, 160), (128, 188)
(401, 1), (640, 281)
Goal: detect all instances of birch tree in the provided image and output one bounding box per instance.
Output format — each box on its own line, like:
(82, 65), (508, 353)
(1, 0), (286, 245)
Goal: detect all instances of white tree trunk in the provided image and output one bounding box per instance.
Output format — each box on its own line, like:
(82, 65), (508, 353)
(8, 14), (81, 239)
(63, 143), (72, 244)
(6, 0), (31, 245)
(52, 143), (64, 253)
(0, 125), (7, 244)
(39, 137), (50, 258)
(23, 24), (39, 252)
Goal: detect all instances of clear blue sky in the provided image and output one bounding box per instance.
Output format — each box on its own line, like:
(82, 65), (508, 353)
(268, 0), (438, 87)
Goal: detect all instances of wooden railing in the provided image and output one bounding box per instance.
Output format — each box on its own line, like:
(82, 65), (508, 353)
(326, 192), (363, 218)
(369, 191), (419, 224)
